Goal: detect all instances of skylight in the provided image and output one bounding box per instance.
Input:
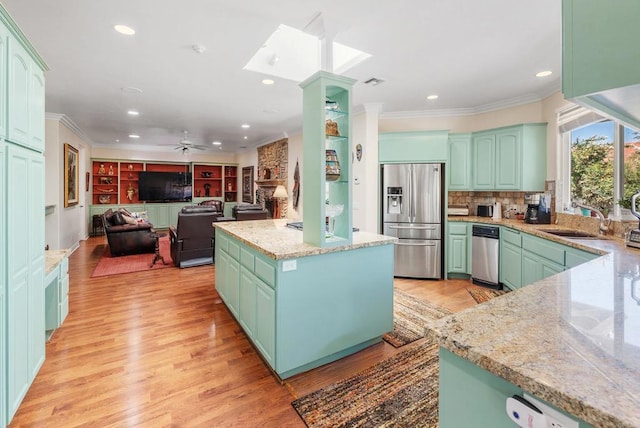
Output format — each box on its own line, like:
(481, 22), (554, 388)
(243, 24), (371, 82)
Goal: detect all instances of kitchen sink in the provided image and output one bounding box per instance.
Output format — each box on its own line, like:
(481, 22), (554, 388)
(539, 229), (601, 239)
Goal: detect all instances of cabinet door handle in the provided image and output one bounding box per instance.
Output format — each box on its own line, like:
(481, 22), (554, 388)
(395, 242), (437, 246)
(389, 225), (436, 230)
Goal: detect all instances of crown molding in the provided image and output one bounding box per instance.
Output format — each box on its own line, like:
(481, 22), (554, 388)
(46, 113), (95, 146)
(380, 87), (562, 120)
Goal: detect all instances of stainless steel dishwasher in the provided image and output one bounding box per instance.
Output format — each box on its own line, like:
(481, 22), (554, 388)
(471, 225), (502, 289)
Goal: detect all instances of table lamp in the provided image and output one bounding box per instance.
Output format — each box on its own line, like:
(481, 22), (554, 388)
(273, 185), (288, 218)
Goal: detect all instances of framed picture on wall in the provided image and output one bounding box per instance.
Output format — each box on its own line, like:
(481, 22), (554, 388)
(242, 166), (254, 203)
(64, 143), (79, 207)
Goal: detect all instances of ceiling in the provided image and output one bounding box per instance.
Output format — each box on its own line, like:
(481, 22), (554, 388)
(2, 0), (562, 154)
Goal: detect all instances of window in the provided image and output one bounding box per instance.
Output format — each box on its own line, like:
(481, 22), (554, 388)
(558, 105), (640, 219)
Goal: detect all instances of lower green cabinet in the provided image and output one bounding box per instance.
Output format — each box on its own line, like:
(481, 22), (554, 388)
(500, 242), (522, 290)
(447, 223), (470, 276)
(254, 278), (275, 366)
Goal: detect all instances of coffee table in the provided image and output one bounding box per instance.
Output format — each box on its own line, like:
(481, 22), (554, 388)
(150, 232), (168, 267)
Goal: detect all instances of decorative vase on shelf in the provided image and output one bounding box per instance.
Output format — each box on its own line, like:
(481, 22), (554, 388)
(325, 149), (341, 181)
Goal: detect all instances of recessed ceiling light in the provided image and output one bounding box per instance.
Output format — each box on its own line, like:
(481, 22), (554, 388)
(536, 70), (553, 78)
(262, 78), (275, 85)
(212, 141), (222, 146)
(129, 134), (140, 139)
(427, 94), (439, 100)
(115, 139), (120, 143)
(127, 110), (139, 116)
(114, 25), (135, 35)
(244, 136), (248, 140)
(241, 124), (250, 129)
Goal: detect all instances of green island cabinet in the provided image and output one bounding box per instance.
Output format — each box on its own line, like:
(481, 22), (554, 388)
(300, 71), (354, 247)
(446, 222), (471, 277)
(562, 0), (640, 129)
(472, 124), (547, 191)
(0, 5), (48, 425)
(439, 348), (593, 427)
(215, 229), (394, 379)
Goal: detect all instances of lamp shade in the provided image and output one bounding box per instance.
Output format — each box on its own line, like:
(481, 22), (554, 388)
(273, 185), (288, 198)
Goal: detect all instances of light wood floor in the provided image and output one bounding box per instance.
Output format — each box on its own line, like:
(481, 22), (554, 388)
(9, 236), (485, 427)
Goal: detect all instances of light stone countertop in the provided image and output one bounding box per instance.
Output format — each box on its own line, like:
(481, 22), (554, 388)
(213, 219), (396, 260)
(45, 249), (69, 275)
(427, 217), (640, 427)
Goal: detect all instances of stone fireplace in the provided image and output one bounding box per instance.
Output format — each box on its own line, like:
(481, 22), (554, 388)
(256, 138), (288, 218)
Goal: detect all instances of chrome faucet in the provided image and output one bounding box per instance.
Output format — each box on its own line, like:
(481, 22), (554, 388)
(571, 201), (610, 234)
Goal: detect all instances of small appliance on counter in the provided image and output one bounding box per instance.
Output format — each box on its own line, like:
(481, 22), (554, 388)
(524, 193), (551, 224)
(626, 190), (640, 248)
(448, 205), (469, 216)
(477, 204), (493, 217)
(492, 202), (502, 221)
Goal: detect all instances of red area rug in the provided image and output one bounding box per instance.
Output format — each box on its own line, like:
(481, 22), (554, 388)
(91, 236), (174, 278)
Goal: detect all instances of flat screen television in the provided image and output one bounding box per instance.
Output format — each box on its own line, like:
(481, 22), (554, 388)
(138, 171), (192, 202)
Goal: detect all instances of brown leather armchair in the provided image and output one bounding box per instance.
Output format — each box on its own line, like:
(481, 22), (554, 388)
(102, 208), (156, 256)
(232, 203), (270, 221)
(169, 206), (218, 268)
(198, 199), (224, 215)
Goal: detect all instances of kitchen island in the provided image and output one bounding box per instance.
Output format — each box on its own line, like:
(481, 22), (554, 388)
(429, 221), (640, 427)
(213, 219), (396, 380)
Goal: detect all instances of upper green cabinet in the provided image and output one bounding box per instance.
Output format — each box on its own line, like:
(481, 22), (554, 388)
(300, 71), (354, 247)
(447, 134), (472, 190)
(471, 124), (547, 191)
(0, 8), (48, 152)
(562, 0), (640, 129)
(379, 130), (449, 163)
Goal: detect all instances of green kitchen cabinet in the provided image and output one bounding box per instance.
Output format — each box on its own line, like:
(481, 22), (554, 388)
(447, 223), (470, 276)
(471, 124), (547, 191)
(300, 71), (354, 247)
(215, 228), (394, 379)
(144, 204), (170, 229)
(565, 247), (598, 269)
(500, 228), (523, 290)
(471, 133), (495, 189)
(521, 233), (566, 284)
(439, 348), (592, 427)
(379, 130), (449, 163)
(6, 30), (46, 152)
(562, 0), (640, 129)
(447, 134), (472, 190)
(0, 144), (5, 427)
(6, 144), (45, 422)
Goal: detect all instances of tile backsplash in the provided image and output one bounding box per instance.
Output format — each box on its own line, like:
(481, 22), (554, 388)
(448, 191), (528, 216)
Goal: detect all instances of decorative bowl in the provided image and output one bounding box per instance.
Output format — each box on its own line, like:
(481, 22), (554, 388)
(99, 195), (111, 204)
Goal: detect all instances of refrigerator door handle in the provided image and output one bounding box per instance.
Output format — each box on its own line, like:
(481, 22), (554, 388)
(395, 241), (438, 246)
(388, 225), (437, 230)
(408, 164), (414, 222)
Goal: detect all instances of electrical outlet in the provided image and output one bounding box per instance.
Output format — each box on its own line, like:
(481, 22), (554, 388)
(523, 393), (579, 428)
(282, 259), (297, 272)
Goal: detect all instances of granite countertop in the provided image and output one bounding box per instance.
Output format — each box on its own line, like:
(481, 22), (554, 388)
(45, 249), (69, 274)
(428, 217), (640, 427)
(213, 219), (396, 260)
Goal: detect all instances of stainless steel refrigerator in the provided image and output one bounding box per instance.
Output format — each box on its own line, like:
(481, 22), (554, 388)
(381, 163), (443, 279)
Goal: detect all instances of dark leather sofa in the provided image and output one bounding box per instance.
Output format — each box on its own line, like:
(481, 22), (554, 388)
(198, 199), (224, 215)
(169, 206), (218, 268)
(232, 203), (270, 221)
(102, 208), (156, 256)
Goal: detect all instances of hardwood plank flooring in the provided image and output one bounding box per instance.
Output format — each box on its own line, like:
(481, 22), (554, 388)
(9, 236), (486, 427)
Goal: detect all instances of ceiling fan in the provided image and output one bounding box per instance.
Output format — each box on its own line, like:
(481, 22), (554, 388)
(175, 131), (207, 153)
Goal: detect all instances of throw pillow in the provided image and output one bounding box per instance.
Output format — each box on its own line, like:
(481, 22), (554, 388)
(122, 214), (138, 225)
(111, 211), (126, 226)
